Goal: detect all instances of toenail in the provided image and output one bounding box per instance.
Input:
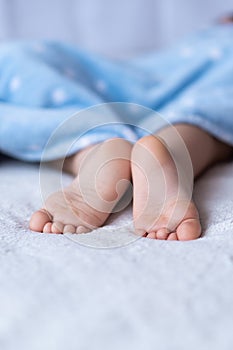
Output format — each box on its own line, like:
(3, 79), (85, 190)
(43, 222), (52, 233)
(76, 226), (90, 234)
(63, 225), (76, 234)
(52, 222), (64, 233)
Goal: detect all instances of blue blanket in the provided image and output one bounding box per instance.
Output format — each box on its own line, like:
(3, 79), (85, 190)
(1, 24), (233, 161)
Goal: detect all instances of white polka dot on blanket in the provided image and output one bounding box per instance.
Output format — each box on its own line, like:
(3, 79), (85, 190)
(180, 47), (194, 58)
(180, 97), (195, 107)
(166, 111), (177, 118)
(209, 47), (222, 60)
(9, 76), (21, 92)
(51, 88), (67, 104)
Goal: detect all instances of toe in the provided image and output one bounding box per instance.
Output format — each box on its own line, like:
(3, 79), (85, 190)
(176, 218), (201, 241)
(51, 221), (64, 234)
(76, 226), (91, 234)
(43, 222), (53, 233)
(156, 228), (170, 240)
(147, 231), (157, 239)
(63, 224), (76, 234)
(167, 232), (178, 240)
(30, 209), (52, 232)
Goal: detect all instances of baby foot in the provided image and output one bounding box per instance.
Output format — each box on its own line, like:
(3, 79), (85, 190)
(30, 138), (132, 234)
(131, 135), (201, 241)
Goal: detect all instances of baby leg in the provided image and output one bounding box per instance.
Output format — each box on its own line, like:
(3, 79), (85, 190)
(132, 124), (232, 240)
(30, 138), (132, 234)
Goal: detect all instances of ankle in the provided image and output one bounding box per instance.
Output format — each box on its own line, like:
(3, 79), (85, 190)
(213, 137), (233, 163)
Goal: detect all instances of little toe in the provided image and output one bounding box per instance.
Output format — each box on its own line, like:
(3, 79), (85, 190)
(43, 222), (53, 233)
(51, 222), (64, 234)
(63, 224), (76, 234)
(76, 226), (91, 234)
(147, 231), (157, 239)
(30, 209), (52, 232)
(176, 218), (201, 241)
(167, 232), (178, 241)
(156, 228), (170, 240)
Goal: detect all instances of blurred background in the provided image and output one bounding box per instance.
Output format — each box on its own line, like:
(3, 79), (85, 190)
(0, 0), (233, 58)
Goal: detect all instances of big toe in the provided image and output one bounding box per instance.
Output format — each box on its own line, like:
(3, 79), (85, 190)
(176, 218), (201, 241)
(29, 209), (52, 232)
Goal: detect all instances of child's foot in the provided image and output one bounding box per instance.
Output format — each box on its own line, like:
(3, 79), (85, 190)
(131, 135), (201, 241)
(30, 138), (132, 234)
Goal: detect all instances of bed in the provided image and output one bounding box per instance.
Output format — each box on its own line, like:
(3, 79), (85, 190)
(0, 154), (233, 350)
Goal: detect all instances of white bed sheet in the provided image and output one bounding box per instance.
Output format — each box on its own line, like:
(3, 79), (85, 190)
(0, 156), (233, 350)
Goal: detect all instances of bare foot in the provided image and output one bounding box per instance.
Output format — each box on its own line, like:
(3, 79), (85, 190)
(30, 138), (132, 234)
(131, 135), (201, 241)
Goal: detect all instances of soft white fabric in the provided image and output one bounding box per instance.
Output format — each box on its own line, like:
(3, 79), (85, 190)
(0, 156), (233, 350)
(0, 0), (233, 57)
